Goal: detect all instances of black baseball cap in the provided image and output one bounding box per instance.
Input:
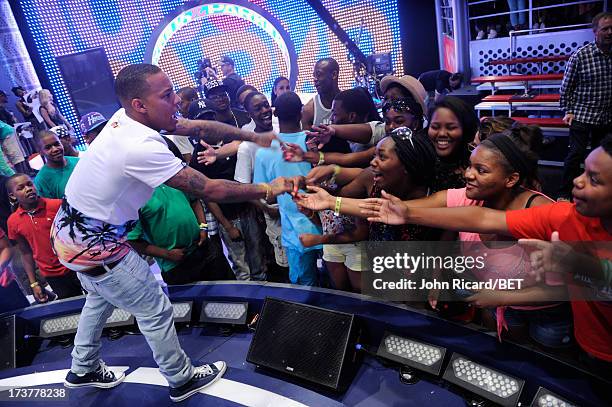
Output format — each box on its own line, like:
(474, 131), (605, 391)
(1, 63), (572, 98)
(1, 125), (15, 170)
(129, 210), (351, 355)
(220, 56), (235, 66)
(187, 99), (216, 120)
(202, 79), (229, 98)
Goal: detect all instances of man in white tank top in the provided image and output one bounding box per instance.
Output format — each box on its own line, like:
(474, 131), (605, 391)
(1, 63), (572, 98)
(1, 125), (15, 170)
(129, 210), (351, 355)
(301, 57), (341, 128)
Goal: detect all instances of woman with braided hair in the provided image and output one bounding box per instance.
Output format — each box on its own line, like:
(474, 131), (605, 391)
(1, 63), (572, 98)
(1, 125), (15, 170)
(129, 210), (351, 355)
(295, 126), (438, 242)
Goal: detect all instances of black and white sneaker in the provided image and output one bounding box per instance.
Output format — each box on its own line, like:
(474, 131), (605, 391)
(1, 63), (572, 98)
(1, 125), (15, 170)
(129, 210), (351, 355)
(169, 361), (226, 403)
(64, 360), (125, 389)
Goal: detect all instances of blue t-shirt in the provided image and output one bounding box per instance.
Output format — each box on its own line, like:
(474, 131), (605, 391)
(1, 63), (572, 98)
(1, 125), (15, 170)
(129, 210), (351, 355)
(253, 132), (322, 252)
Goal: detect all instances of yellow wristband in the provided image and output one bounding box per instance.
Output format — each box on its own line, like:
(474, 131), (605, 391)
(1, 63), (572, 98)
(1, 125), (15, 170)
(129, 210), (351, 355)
(30, 281), (39, 288)
(317, 151), (325, 166)
(333, 165), (341, 176)
(334, 196), (342, 216)
(199, 223), (208, 230)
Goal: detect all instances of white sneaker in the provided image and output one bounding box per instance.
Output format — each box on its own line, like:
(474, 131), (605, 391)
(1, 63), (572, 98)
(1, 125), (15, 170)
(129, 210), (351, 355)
(487, 29), (498, 39)
(476, 30), (485, 40)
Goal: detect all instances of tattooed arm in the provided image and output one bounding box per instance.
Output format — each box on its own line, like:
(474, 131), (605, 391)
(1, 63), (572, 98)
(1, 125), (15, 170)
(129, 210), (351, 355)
(166, 166), (293, 203)
(175, 118), (275, 147)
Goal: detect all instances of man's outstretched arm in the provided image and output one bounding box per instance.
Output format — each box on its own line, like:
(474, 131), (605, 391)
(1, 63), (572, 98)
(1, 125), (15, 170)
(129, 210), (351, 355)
(166, 166), (292, 203)
(175, 118), (275, 147)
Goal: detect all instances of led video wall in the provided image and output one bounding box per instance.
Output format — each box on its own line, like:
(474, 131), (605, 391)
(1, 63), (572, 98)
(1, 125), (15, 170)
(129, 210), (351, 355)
(18, 0), (403, 137)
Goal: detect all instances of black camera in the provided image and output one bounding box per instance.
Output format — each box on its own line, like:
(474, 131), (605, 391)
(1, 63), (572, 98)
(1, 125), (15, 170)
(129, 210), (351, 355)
(194, 58), (215, 81)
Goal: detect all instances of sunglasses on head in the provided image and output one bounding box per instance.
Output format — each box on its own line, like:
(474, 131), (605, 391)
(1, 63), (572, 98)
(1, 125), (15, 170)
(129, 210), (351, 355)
(383, 99), (414, 114)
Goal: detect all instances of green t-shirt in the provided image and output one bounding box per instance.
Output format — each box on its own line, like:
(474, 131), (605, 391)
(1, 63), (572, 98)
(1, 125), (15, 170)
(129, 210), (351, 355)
(34, 156), (79, 199)
(127, 185), (200, 272)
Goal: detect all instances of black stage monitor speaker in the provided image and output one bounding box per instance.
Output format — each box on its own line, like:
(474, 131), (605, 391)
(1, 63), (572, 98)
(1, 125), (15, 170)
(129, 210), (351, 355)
(0, 315), (25, 371)
(247, 297), (361, 392)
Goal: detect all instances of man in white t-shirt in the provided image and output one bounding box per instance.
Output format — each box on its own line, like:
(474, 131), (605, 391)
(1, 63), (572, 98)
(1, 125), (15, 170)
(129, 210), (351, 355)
(52, 64), (293, 403)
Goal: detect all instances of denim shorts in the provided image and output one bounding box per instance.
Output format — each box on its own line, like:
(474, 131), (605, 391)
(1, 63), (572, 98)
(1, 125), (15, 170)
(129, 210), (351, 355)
(489, 303), (573, 349)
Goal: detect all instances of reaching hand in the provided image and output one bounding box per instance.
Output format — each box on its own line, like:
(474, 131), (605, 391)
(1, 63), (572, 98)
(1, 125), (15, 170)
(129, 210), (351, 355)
(282, 142), (306, 162)
(269, 176), (302, 198)
(305, 165), (336, 185)
(294, 185), (333, 211)
(300, 233), (322, 248)
(519, 231), (571, 282)
(305, 124), (335, 149)
(358, 190), (409, 225)
(196, 140), (217, 166)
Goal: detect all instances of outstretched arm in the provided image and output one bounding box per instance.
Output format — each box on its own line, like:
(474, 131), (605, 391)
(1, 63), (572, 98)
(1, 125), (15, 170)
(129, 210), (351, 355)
(319, 148), (374, 168)
(175, 118), (275, 147)
(359, 190), (508, 233)
(166, 166), (292, 203)
(402, 206), (509, 235)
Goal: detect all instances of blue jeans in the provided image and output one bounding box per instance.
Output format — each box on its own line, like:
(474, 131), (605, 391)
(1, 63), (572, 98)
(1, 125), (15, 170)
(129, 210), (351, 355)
(286, 248), (319, 286)
(71, 250), (194, 388)
(507, 0), (526, 26)
(219, 208), (267, 281)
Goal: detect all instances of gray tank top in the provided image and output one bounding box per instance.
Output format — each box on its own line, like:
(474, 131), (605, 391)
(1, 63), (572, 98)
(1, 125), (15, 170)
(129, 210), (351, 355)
(313, 94), (332, 126)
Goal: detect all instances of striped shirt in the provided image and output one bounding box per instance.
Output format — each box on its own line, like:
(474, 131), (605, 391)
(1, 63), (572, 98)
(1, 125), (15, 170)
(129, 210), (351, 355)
(560, 42), (612, 125)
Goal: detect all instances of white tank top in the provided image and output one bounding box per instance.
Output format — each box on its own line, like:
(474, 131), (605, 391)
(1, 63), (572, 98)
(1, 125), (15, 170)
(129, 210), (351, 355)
(313, 94), (332, 126)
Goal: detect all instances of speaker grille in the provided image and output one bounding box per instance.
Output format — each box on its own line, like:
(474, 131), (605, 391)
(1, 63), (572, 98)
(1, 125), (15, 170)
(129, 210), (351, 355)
(247, 298), (356, 389)
(0, 315), (17, 371)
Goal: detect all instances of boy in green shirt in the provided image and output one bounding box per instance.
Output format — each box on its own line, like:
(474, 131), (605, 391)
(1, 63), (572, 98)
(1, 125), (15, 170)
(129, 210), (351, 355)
(34, 130), (78, 198)
(127, 184), (233, 284)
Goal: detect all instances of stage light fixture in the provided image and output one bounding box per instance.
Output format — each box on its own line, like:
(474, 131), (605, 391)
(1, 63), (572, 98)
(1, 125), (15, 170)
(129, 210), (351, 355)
(199, 301), (248, 325)
(171, 301), (193, 323)
(530, 387), (577, 407)
(39, 308), (134, 338)
(376, 331), (446, 376)
(442, 353), (524, 407)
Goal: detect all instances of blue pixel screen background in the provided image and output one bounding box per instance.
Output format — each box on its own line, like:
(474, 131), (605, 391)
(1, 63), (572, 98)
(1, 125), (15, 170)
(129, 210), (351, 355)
(17, 0), (403, 140)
